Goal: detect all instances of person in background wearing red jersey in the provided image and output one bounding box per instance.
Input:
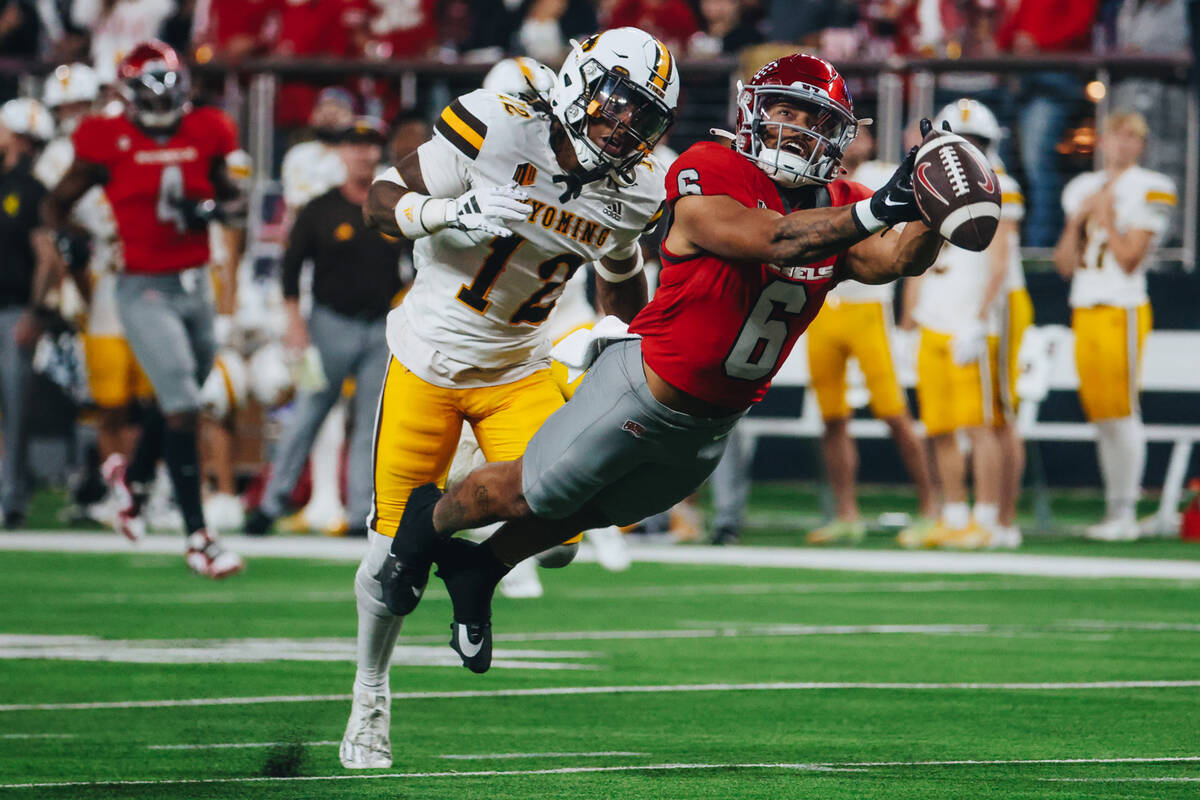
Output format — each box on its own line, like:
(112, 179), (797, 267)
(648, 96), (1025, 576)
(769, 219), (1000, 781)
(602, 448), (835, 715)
(380, 54), (952, 673)
(42, 40), (247, 579)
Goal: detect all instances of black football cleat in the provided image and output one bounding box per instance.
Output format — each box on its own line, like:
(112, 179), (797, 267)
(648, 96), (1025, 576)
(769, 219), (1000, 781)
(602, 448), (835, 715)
(378, 483), (444, 616)
(436, 537), (510, 674)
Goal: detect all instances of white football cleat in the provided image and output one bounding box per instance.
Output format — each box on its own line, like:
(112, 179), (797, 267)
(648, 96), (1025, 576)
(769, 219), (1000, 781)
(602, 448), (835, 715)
(340, 688), (392, 769)
(989, 525), (1023, 549)
(498, 556), (543, 599)
(586, 525), (631, 572)
(101, 454), (145, 543)
(185, 529), (245, 579)
(1085, 516), (1139, 542)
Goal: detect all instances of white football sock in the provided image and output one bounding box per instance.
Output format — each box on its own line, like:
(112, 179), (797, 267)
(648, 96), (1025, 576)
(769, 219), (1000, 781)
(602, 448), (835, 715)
(1094, 419), (1121, 518)
(1108, 415), (1145, 521)
(973, 503), (998, 529)
(353, 530), (404, 691)
(942, 502), (970, 530)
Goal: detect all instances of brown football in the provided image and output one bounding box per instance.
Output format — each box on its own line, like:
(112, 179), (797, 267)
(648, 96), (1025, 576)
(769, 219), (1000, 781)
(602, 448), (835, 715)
(912, 130), (1001, 252)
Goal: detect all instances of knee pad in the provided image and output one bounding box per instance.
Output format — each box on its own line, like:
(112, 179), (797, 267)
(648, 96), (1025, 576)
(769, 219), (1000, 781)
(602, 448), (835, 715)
(534, 541), (579, 569)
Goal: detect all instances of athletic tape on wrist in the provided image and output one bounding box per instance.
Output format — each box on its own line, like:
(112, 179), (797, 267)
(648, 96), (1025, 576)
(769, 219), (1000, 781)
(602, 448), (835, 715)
(852, 197), (887, 234)
(394, 193), (450, 239)
(593, 246), (644, 283)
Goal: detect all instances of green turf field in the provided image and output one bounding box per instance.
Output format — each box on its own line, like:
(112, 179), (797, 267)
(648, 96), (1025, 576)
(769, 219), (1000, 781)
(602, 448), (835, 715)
(2, 538), (1200, 799)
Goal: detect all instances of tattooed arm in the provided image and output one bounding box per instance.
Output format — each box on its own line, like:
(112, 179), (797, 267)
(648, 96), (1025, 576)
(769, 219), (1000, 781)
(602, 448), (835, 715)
(665, 194), (872, 266)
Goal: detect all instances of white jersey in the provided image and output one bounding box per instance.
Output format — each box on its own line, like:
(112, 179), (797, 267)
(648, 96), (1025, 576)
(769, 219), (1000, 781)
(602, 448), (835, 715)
(1063, 166), (1175, 308)
(281, 140), (347, 211)
(916, 167), (1023, 334)
(34, 136), (125, 337)
(829, 159), (895, 304)
(386, 90), (665, 388)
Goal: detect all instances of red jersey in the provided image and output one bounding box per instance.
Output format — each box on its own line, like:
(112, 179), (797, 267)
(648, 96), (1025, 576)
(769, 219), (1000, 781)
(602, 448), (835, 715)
(73, 107), (238, 275)
(630, 142), (872, 409)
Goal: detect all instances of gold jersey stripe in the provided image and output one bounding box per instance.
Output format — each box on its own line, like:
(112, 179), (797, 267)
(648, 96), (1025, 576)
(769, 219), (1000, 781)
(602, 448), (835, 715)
(1145, 190), (1177, 205)
(1001, 192), (1024, 205)
(435, 100), (488, 159)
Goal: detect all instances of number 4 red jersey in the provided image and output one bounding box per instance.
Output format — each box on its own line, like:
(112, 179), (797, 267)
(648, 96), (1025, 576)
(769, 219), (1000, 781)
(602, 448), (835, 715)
(629, 141), (872, 409)
(72, 106), (238, 274)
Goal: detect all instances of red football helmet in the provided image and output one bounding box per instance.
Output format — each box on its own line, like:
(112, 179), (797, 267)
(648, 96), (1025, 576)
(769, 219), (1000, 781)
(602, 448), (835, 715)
(733, 53), (858, 187)
(117, 40), (191, 132)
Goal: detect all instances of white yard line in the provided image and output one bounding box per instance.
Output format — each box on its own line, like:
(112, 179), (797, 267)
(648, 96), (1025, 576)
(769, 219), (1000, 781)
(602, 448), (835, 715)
(4, 755), (1200, 790)
(438, 751), (647, 760)
(4, 679), (1199, 712)
(0, 733), (75, 739)
(1042, 777), (1200, 783)
(148, 741), (339, 750)
(4, 532), (1200, 579)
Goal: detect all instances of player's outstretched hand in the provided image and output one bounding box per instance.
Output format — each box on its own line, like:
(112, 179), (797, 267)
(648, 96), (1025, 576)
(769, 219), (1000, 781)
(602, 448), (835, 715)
(869, 146), (922, 226)
(446, 183), (532, 238)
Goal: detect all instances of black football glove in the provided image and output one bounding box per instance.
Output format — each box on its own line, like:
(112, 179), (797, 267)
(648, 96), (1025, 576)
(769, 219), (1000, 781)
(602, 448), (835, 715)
(175, 197), (249, 232)
(868, 145), (921, 226)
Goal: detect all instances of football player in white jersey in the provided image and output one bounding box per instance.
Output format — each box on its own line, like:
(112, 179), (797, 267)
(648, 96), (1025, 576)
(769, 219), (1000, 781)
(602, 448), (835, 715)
(908, 100), (1025, 550)
(339, 27), (676, 769)
(1054, 111), (1175, 541)
(803, 124), (937, 545)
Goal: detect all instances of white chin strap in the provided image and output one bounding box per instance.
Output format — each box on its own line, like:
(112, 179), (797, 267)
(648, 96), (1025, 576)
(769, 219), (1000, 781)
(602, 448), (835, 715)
(756, 147), (809, 188)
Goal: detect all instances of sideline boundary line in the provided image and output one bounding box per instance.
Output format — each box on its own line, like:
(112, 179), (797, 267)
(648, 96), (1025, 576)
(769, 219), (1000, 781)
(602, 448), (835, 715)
(3, 532), (1200, 579)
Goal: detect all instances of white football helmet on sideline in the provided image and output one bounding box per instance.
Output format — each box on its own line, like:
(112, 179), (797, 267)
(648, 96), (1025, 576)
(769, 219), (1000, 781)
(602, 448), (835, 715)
(249, 342), (294, 407)
(0, 98), (55, 143)
(42, 63), (100, 135)
(483, 57), (556, 101)
(201, 349), (248, 420)
(934, 99), (1003, 159)
(548, 27), (679, 185)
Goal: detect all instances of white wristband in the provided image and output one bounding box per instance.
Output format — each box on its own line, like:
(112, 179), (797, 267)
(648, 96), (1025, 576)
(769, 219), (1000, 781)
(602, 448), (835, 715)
(594, 246), (644, 283)
(851, 197), (886, 234)
(394, 192), (450, 239)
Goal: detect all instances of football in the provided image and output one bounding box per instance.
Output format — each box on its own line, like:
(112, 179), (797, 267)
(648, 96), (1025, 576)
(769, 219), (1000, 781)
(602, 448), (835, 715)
(912, 130), (1001, 251)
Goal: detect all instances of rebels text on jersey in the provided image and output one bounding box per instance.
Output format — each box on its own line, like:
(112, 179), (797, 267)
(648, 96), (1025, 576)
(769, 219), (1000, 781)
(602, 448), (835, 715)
(630, 142), (872, 409)
(72, 106), (238, 274)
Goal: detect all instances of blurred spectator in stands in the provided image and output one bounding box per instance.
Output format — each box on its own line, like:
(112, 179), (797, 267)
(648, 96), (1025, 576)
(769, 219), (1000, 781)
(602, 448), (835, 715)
(386, 108), (430, 167)
(73, 0), (177, 84)
(688, 0), (762, 57)
(907, 1), (1009, 159)
(1110, 0), (1189, 245)
(0, 1), (42, 100)
(762, 0), (856, 49)
(609, 0), (699, 52)
(517, 0), (598, 64)
(363, 0), (439, 59)
(192, 0), (274, 63)
(997, 0), (1099, 247)
(270, 0), (368, 132)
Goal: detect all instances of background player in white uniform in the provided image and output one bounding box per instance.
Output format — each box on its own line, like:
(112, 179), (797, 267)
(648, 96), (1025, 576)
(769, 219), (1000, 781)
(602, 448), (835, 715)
(340, 27), (677, 769)
(1054, 110), (1175, 541)
(804, 124), (937, 545)
(909, 102), (1019, 549)
(942, 100), (1033, 549)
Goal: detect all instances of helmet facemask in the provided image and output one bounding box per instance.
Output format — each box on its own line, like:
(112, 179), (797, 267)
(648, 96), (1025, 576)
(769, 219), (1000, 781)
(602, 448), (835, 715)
(122, 68), (190, 133)
(736, 83), (857, 187)
(562, 63), (674, 185)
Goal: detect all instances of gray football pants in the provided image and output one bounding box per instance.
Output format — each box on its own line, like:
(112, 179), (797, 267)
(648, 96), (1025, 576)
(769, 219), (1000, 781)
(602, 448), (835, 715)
(114, 270), (215, 415)
(260, 304), (389, 527)
(0, 307), (32, 515)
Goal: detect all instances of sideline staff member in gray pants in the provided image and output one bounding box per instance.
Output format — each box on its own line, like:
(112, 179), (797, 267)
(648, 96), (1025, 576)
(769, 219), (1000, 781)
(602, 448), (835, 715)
(246, 118), (407, 537)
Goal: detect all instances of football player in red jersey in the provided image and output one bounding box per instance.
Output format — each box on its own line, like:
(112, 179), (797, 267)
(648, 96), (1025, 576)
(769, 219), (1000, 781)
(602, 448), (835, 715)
(42, 40), (246, 578)
(386, 54), (950, 671)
